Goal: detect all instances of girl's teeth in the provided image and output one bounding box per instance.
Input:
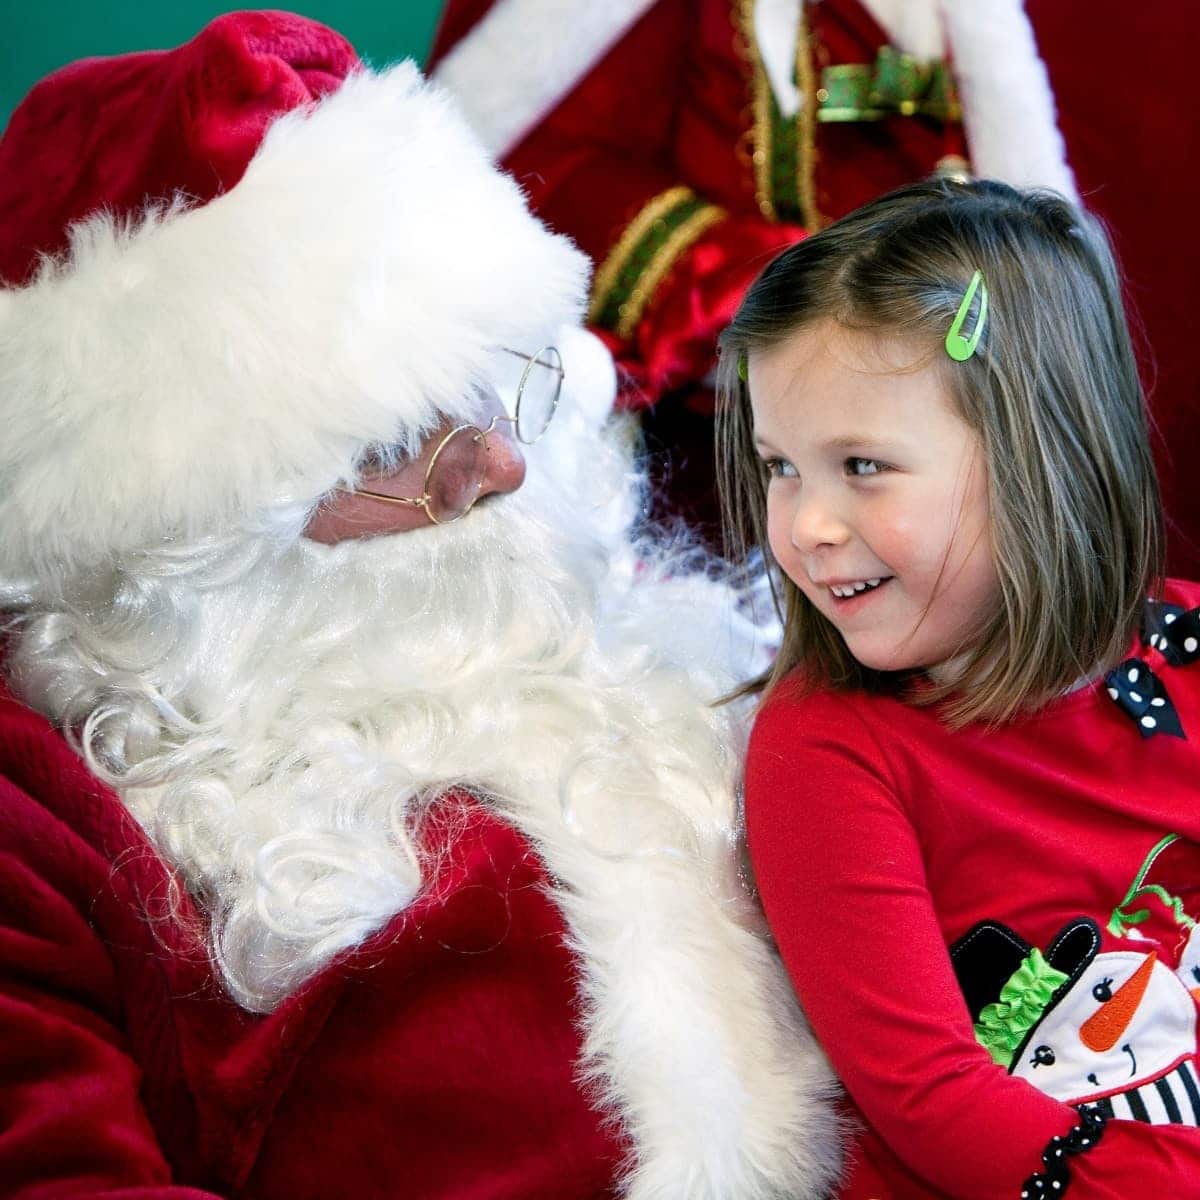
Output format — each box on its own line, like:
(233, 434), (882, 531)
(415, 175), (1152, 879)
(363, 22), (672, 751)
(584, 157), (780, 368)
(831, 578), (884, 598)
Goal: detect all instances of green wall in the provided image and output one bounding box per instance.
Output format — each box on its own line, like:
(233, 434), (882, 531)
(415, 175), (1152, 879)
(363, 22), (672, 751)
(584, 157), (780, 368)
(1, 3), (445, 129)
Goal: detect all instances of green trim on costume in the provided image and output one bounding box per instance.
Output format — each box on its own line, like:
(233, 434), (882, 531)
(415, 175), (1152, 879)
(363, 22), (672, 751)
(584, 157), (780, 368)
(816, 47), (961, 124)
(768, 90), (804, 221)
(974, 948), (1070, 1068)
(589, 189), (722, 337)
(816, 63), (884, 122)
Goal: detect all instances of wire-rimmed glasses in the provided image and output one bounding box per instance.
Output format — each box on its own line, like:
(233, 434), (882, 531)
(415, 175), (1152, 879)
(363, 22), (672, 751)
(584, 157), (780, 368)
(343, 346), (564, 525)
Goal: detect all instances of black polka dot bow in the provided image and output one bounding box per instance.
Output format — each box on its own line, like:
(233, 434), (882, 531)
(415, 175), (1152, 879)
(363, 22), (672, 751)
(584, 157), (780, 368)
(1104, 657), (1185, 739)
(1103, 601), (1200, 740)
(1144, 601), (1200, 667)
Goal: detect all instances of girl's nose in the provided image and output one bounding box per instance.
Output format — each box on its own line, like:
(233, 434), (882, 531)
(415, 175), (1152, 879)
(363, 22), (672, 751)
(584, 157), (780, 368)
(790, 491), (848, 551)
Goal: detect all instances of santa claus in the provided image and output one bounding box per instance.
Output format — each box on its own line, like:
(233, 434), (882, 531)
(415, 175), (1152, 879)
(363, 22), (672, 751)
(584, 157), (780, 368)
(0, 12), (838, 1199)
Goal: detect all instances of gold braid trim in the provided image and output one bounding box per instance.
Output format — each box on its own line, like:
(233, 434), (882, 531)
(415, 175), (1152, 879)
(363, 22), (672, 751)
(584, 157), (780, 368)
(589, 185), (695, 327)
(613, 203), (726, 339)
(589, 186), (727, 340)
(792, 3), (824, 230)
(734, 0), (777, 221)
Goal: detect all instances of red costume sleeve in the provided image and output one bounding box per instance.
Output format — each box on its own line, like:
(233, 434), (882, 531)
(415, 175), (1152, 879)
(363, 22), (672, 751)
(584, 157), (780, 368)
(0, 772), (220, 1198)
(745, 688), (1200, 1199)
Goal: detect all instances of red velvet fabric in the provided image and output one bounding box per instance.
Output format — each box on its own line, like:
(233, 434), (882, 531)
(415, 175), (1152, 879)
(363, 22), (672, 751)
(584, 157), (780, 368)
(0, 685), (626, 1198)
(0, 11), (358, 287)
(746, 580), (1200, 1198)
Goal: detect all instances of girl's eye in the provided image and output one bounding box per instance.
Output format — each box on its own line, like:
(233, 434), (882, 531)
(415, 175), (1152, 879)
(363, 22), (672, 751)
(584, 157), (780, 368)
(763, 458), (798, 480)
(845, 457), (886, 477)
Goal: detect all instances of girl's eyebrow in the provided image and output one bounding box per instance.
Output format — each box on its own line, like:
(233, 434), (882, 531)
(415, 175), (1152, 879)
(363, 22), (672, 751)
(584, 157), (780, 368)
(820, 432), (906, 451)
(753, 432), (904, 455)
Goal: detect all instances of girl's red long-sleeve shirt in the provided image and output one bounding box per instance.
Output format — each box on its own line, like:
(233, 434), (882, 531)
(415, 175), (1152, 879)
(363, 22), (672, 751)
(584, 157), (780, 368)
(746, 579), (1200, 1198)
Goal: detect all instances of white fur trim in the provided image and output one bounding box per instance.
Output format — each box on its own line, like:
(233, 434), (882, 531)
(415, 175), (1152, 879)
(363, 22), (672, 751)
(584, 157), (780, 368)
(756, 0), (804, 119)
(0, 63), (589, 575)
(858, 0), (945, 61)
(432, 0), (656, 159)
(939, 0), (1077, 199)
(534, 792), (841, 1198)
(553, 325), (617, 430)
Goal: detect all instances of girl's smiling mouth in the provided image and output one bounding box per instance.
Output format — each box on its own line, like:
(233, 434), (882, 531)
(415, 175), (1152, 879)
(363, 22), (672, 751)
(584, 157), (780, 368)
(821, 577), (894, 608)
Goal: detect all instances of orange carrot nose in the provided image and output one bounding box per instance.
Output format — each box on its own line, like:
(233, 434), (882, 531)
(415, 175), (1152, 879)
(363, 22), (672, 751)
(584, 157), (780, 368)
(1080, 953), (1157, 1053)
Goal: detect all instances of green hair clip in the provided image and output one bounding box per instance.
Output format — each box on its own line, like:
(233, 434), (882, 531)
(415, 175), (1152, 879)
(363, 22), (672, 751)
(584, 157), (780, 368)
(737, 353), (749, 382)
(945, 269), (988, 362)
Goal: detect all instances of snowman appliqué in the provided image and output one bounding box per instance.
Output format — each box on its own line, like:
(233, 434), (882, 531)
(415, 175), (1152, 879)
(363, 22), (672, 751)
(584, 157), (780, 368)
(952, 835), (1200, 1123)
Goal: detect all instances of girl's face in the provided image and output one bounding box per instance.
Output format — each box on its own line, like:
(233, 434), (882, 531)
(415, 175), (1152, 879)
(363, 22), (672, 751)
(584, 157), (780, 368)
(749, 320), (999, 683)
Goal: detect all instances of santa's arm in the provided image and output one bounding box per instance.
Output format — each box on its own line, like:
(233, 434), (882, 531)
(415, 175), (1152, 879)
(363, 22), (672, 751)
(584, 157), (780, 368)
(746, 690), (1200, 1199)
(0, 777), (223, 1199)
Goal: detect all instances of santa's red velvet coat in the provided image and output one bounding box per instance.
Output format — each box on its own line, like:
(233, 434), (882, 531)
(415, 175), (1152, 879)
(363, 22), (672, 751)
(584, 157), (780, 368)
(0, 684), (629, 1197)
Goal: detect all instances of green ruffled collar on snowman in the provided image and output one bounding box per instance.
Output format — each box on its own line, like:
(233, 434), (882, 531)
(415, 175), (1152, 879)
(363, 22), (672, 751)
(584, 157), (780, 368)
(974, 947), (1069, 1068)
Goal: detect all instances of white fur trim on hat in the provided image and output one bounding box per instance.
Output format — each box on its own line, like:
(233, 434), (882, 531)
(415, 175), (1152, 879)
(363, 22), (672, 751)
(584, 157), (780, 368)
(0, 63), (589, 576)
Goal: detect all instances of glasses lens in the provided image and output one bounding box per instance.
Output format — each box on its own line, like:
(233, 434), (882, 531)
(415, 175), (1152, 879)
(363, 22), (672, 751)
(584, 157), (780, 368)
(515, 346), (563, 444)
(426, 427), (487, 523)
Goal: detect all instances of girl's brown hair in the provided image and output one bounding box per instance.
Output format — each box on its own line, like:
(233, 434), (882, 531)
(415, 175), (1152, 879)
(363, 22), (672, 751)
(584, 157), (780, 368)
(716, 178), (1162, 725)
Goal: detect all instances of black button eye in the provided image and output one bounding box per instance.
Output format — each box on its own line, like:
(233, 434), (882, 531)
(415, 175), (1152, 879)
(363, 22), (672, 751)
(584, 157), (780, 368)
(1092, 977), (1114, 1003)
(1031, 1045), (1056, 1068)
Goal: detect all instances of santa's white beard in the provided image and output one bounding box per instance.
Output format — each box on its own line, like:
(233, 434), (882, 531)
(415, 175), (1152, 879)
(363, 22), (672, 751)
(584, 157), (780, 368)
(9, 420), (763, 1012)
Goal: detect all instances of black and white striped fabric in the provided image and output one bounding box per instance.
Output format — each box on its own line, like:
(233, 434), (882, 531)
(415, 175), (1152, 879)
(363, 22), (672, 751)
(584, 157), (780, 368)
(1086, 1058), (1200, 1125)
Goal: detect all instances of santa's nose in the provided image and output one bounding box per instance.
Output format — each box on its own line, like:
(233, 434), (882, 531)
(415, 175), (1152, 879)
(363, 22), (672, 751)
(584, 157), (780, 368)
(478, 422), (527, 499)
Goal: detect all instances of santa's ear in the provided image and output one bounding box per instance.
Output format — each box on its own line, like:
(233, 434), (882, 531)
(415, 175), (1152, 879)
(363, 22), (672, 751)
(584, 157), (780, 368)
(555, 325), (616, 430)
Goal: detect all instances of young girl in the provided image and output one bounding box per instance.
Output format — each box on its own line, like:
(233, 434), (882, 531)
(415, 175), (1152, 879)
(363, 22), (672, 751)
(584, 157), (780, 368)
(718, 178), (1200, 1199)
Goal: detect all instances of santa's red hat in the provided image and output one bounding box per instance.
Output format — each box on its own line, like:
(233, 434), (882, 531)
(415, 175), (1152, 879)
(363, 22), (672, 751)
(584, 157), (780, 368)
(0, 11), (589, 576)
